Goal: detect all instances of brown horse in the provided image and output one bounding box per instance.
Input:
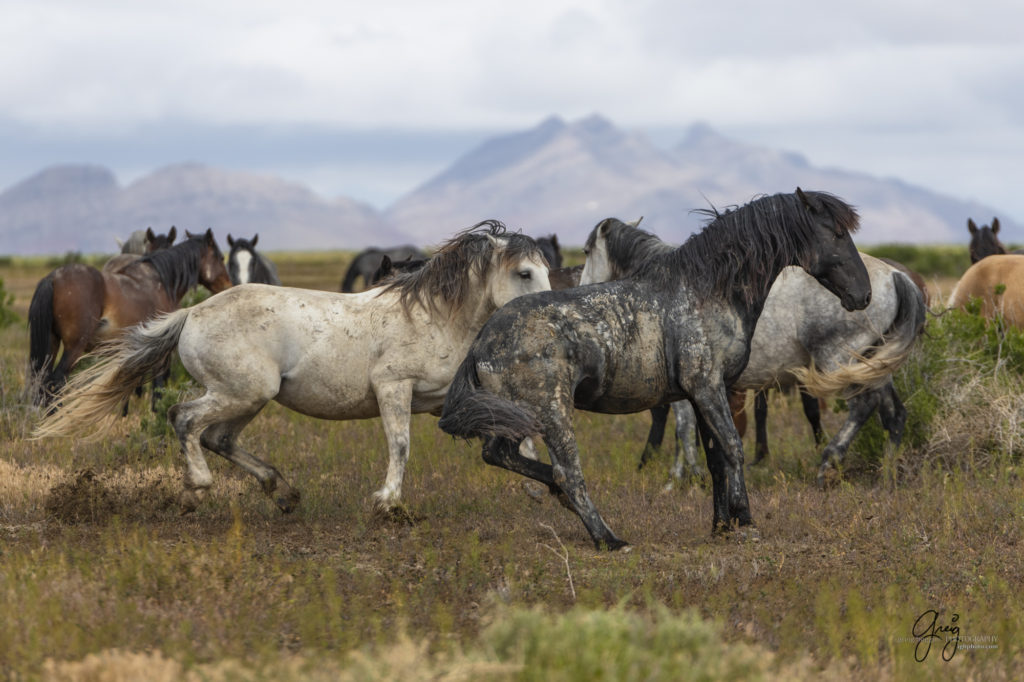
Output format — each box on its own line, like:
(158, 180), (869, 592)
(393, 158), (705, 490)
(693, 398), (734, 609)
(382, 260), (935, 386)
(28, 229), (231, 406)
(949, 254), (1024, 326)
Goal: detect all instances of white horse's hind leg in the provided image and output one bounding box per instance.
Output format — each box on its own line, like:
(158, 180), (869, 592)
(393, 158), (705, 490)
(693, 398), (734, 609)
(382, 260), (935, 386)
(371, 380), (414, 511)
(168, 395), (219, 512)
(200, 411), (300, 513)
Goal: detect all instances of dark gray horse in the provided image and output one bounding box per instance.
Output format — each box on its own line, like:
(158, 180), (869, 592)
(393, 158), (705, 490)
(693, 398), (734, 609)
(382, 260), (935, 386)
(588, 222), (926, 485)
(227, 234), (280, 285)
(967, 217), (1009, 263)
(340, 245), (427, 292)
(439, 189), (871, 549)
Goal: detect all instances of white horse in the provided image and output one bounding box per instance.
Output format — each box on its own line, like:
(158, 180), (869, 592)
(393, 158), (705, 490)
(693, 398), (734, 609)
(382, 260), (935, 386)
(581, 221), (927, 484)
(35, 221), (551, 513)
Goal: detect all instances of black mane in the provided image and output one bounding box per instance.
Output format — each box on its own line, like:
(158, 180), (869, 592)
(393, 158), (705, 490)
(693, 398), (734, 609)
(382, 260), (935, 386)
(638, 191), (859, 304)
(382, 220), (542, 317)
(139, 235), (208, 299)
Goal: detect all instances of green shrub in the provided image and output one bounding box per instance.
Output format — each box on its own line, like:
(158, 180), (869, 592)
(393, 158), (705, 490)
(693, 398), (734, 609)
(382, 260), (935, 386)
(862, 244), (968, 279)
(850, 305), (1024, 471)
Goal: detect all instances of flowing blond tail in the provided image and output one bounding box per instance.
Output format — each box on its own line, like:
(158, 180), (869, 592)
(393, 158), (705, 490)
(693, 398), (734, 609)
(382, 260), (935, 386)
(32, 309), (191, 440)
(792, 270), (926, 399)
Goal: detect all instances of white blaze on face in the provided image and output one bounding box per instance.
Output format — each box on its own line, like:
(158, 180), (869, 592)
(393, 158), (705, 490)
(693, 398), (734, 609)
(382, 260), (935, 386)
(234, 250), (252, 284)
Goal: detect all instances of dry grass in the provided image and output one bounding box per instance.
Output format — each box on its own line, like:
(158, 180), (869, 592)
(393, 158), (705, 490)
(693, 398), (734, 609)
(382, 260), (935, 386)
(1, 253), (1021, 681)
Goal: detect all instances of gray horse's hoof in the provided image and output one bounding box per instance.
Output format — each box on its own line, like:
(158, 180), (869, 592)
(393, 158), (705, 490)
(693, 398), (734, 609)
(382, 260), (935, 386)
(179, 488), (204, 514)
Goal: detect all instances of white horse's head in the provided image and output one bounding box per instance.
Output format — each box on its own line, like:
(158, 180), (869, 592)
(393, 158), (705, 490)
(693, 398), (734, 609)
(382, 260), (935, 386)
(485, 234), (551, 308)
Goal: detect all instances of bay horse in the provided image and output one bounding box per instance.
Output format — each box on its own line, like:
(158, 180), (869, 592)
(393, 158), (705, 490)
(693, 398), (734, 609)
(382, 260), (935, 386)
(949, 254), (1024, 327)
(439, 189), (872, 549)
(227, 233), (281, 285)
(340, 245), (428, 292)
(583, 219), (926, 484)
(34, 221), (551, 515)
(28, 229), (231, 406)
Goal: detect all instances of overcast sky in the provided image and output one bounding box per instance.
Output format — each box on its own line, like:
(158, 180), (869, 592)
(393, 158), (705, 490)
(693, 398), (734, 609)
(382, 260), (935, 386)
(2, 0), (1022, 219)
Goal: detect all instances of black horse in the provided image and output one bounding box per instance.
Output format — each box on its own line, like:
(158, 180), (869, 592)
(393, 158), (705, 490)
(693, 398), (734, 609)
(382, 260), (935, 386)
(536, 234), (563, 269)
(967, 217), (1012, 263)
(227, 234), (281, 285)
(439, 189), (871, 550)
(340, 245), (427, 292)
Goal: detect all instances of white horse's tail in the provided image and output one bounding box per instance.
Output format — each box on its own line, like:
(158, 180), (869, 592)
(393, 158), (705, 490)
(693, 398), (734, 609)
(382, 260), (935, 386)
(33, 309), (191, 440)
(793, 271), (927, 398)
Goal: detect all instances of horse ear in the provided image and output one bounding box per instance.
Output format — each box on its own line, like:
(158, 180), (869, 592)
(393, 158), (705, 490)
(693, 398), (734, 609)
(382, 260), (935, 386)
(796, 187), (822, 213)
(993, 218), (1000, 234)
(168, 226), (177, 243)
(251, 234), (259, 247)
(627, 217), (644, 228)
(186, 229), (197, 239)
(227, 234), (235, 247)
(204, 228), (215, 245)
(146, 227), (156, 242)
(550, 234), (558, 249)
(968, 218), (978, 235)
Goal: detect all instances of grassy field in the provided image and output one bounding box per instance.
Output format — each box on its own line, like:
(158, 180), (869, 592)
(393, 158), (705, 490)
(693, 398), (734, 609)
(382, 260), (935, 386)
(1, 248), (1021, 680)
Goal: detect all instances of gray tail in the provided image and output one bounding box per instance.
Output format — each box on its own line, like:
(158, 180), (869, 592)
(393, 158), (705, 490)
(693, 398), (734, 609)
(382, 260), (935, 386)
(438, 353), (542, 441)
(795, 271), (927, 397)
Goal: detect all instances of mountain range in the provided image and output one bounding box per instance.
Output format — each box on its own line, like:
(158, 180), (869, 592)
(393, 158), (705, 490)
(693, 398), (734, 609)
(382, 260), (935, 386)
(0, 115), (1015, 255)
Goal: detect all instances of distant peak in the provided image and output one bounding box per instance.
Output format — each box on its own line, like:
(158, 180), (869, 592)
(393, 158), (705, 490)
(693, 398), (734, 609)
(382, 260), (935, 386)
(681, 122), (726, 145)
(573, 113), (615, 135)
(536, 115), (567, 133)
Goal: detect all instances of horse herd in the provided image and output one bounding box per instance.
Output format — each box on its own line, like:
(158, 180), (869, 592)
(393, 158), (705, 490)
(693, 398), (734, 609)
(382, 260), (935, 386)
(25, 192), (1017, 549)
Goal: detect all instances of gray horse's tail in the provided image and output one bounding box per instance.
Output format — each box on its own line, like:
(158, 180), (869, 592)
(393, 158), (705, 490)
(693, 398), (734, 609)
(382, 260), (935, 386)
(794, 271), (927, 398)
(438, 353), (542, 442)
(33, 308), (191, 439)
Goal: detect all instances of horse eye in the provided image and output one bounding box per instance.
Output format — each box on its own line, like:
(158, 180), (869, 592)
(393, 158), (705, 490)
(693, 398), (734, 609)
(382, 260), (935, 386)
(518, 271), (532, 280)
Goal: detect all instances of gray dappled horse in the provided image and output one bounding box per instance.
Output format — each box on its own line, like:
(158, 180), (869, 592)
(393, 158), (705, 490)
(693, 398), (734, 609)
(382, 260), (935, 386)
(439, 189), (872, 549)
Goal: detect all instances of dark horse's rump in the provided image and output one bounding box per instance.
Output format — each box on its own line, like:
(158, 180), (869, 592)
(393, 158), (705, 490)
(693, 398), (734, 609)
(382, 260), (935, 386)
(340, 245), (427, 292)
(440, 189), (870, 550)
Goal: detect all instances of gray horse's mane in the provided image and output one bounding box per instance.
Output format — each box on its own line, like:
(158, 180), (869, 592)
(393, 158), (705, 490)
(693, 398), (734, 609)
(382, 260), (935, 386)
(585, 219), (674, 280)
(635, 191), (859, 305)
(381, 220), (542, 318)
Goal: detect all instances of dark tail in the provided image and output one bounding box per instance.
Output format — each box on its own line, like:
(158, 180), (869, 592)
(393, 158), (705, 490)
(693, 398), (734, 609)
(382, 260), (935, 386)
(27, 274), (56, 401)
(439, 353), (543, 441)
(340, 256), (364, 292)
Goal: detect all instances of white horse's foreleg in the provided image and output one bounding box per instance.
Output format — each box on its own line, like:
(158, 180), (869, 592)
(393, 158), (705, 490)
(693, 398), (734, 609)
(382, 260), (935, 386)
(371, 380), (414, 510)
(669, 400), (701, 481)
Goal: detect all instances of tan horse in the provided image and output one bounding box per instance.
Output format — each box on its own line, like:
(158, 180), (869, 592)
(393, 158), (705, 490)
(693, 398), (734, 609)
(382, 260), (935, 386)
(949, 254), (1024, 326)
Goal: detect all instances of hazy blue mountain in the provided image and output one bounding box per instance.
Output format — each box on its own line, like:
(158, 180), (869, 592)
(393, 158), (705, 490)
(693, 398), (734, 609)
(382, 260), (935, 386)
(0, 116), (1016, 255)
(0, 163), (395, 255)
(387, 117), (1016, 247)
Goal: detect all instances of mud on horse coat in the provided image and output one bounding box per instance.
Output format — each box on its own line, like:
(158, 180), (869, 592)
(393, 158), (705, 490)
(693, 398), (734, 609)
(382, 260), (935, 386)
(34, 221), (551, 515)
(439, 189), (872, 549)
